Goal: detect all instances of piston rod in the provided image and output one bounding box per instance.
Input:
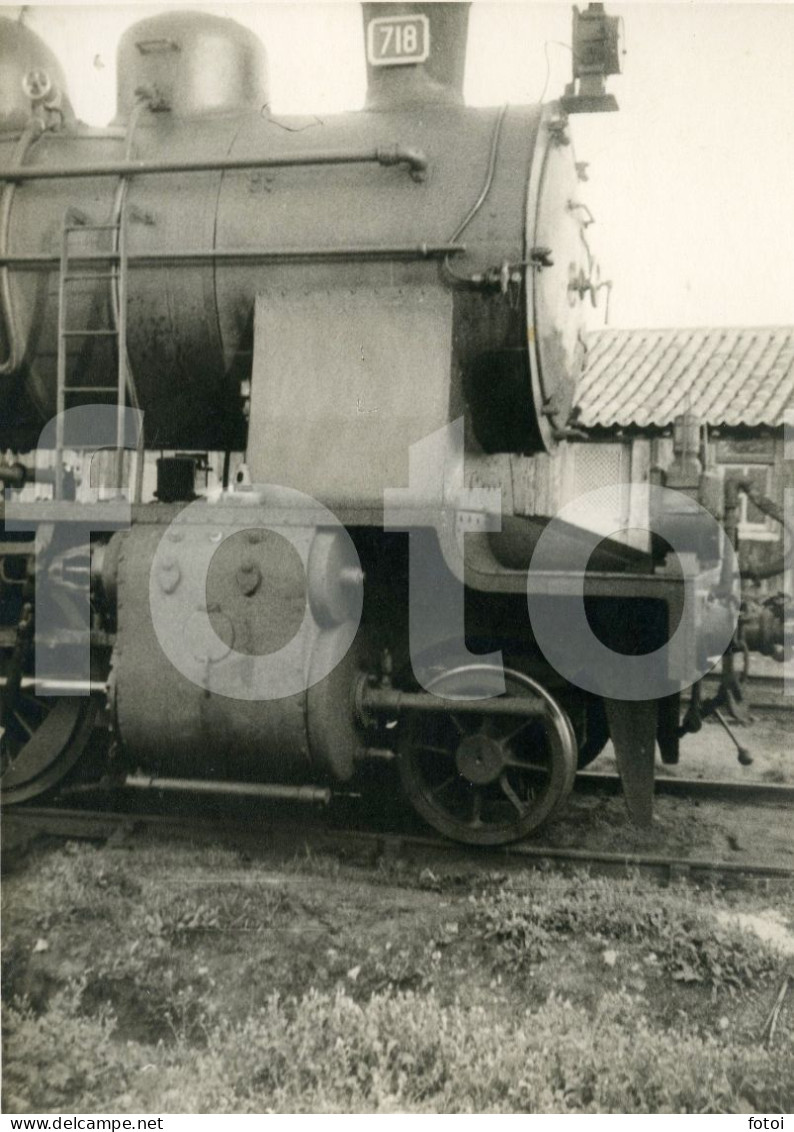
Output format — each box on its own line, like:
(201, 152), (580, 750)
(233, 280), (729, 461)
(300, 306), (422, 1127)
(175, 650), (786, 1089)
(0, 676), (105, 694)
(358, 684), (546, 720)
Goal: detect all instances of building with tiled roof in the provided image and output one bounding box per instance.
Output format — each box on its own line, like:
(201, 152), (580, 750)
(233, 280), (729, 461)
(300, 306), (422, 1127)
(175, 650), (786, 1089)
(577, 326), (794, 431)
(564, 326), (792, 580)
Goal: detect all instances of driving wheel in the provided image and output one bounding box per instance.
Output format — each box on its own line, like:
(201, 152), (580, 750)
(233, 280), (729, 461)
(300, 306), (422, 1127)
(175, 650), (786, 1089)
(1, 692), (97, 805)
(398, 663), (577, 845)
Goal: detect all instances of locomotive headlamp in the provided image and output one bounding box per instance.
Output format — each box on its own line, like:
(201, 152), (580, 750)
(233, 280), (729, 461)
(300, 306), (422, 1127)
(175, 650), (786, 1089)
(560, 2), (622, 114)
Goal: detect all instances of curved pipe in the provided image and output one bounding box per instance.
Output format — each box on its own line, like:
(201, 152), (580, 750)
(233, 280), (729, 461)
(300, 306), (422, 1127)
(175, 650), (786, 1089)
(731, 478), (790, 581)
(0, 144), (430, 183)
(110, 99), (147, 502)
(109, 98), (146, 382)
(743, 558), (788, 583)
(0, 120), (42, 375)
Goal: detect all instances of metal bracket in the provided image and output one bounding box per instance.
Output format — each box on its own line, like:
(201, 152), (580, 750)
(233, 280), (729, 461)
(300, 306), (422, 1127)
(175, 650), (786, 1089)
(529, 245), (554, 269)
(64, 207), (90, 227)
(128, 205), (155, 226)
(546, 116), (570, 146)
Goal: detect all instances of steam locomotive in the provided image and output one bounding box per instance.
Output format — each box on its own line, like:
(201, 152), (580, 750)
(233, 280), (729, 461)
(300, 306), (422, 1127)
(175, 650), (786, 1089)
(0, 3), (775, 844)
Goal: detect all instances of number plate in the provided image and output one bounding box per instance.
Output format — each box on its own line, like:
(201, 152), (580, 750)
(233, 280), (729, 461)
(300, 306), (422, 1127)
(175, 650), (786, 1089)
(367, 15), (430, 67)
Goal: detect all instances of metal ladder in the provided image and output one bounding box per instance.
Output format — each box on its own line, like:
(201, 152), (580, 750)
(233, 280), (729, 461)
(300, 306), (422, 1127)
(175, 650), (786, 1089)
(54, 212), (131, 501)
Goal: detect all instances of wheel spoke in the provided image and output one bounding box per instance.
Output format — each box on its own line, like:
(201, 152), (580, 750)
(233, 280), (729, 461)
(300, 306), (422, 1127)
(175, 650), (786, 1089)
(2, 696), (97, 806)
(431, 774), (458, 798)
(469, 788), (483, 827)
(12, 710), (34, 738)
(398, 664), (577, 846)
(481, 715), (503, 739)
(448, 713), (466, 736)
(503, 758), (550, 775)
(20, 693), (51, 717)
(499, 771), (528, 815)
(419, 743), (455, 757)
(498, 717), (535, 746)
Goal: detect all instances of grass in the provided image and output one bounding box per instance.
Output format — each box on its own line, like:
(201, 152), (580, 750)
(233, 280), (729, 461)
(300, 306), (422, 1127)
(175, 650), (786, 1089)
(472, 873), (783, 993)
(4, 982), (791, 1113)
(2, 841), (792, 1114)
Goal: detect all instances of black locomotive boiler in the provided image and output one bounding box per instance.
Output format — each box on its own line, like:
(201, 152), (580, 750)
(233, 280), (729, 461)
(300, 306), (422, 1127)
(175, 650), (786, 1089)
(0, 4), (769, 843)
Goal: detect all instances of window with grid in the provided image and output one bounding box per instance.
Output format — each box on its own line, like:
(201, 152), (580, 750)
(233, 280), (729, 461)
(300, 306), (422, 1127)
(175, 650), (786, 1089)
(570, 442), (632, 536)
(721, 464), (780, 539)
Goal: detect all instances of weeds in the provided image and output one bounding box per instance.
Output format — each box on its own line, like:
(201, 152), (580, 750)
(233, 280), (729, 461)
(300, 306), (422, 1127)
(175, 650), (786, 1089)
(3, 983), (791, 1113)
(473, 874), (783, 992)
(3, 844), (792, 1114)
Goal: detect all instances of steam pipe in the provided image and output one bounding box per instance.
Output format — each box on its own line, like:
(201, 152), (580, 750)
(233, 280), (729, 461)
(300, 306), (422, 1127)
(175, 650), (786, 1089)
(0, 243), (464, 268)
(0, 145), (429, 183)
(1, 120), (42, 374)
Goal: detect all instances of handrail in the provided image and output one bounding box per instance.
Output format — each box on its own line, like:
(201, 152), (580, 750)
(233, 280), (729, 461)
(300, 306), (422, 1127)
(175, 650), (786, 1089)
(0, 243), (464, 268)
(110, 98), (148, 505)
(0, 144), (429, 183)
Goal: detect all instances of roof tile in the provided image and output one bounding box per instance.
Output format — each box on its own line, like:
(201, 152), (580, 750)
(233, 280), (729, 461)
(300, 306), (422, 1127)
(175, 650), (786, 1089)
(577, 327), (794, 428)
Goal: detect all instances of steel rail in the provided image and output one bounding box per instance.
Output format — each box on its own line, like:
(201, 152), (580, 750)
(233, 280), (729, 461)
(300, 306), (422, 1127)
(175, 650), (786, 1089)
(3, 804), (792, 881)
(576, 772), (794, 806)
(501, 839), (793, 880)
(703, 672), (788, 689)
(0, 145), (429, 183)
(740, 700), (794, 712)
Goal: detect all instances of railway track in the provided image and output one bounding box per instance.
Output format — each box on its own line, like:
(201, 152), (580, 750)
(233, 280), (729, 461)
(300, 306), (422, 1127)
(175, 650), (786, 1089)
(4, 768), (793, 883)
(735, 699), (794, 713)
(4, 691), (790, 883)
(578, 772), (794, 805)
(701, 672), (793, 712)
(54, 768), (794, 807)
(706, 673), (790, 688)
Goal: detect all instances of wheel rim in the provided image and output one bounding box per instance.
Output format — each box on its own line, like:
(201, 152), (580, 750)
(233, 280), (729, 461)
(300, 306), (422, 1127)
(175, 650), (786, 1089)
(1, 694), (97, 805)
(398, 664), (577, 845)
